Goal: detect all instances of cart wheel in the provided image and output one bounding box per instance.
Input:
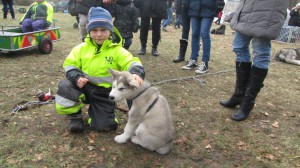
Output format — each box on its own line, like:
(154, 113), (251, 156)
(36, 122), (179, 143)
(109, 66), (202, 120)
(18, 8), (27, 13)
(73, 23), (78, 29)
(38, 38), (53, 54)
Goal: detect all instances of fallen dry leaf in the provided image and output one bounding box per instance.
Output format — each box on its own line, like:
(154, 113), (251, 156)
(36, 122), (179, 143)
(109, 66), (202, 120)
(272, 121), (279, 128)
(205, 144), (212, 149)
(265, 154), (276, 160)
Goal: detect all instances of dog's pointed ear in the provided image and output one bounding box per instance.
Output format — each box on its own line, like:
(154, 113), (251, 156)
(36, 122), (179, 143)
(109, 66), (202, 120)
(128, 77), (139, 88)
(108, 68), (118, 79)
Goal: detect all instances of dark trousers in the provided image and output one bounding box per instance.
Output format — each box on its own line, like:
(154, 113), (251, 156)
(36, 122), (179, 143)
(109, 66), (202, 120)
(81, 84), (117, 131)
(2, 0), (15, 19)
(140, 17), (162, 48)
(56, 80), (117, 131)
(181, 8), (190, 40)
(123, 37), (132, 50)
(21, 18), (48, 33)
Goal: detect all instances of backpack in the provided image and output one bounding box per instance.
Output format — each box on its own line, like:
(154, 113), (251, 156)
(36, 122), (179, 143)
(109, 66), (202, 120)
(68, 0), (78, 16)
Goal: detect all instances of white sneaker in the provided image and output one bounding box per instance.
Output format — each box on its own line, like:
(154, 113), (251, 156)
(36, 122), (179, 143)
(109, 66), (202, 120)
(195, 62), (208, 74)
(181, 60), (198, 70)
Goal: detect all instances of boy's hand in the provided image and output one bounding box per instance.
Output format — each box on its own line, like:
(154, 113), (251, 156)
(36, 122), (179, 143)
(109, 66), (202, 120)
(76, 77), (89, 88)
(132, 74), (143, 86)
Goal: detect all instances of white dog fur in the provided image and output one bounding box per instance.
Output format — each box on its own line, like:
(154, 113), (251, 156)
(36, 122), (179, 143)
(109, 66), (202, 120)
(275, 48), (300, 66)
(108, 69), (175, 154)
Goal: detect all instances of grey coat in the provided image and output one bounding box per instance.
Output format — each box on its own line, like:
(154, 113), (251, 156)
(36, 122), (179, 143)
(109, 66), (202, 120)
(230, 0), (288, 40)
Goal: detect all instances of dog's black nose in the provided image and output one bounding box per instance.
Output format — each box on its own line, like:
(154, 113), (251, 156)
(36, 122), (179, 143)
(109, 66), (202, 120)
(109, 96), (115, 101)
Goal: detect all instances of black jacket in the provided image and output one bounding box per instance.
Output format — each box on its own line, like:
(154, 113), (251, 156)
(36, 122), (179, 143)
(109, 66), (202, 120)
(188, 0), (217, 18)
(108, 1), (139, 39)
(75, 0), (104, 15)
(133, 0), (168, 19)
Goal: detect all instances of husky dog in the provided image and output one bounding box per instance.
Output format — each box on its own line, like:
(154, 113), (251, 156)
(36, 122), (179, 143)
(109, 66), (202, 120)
(275, 48), (300, 66)
(108, 69), (175, 154)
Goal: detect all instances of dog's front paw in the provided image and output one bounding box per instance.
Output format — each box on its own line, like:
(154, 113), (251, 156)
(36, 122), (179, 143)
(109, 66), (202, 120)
(114, 134), (129, 143)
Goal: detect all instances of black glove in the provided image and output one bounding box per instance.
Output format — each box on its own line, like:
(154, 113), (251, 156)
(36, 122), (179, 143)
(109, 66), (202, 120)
(133, 24), (139, 33)
(19, 21), (22, 25)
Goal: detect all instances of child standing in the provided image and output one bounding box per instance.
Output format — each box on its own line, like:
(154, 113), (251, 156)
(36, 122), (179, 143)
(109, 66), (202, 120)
(55, 7), (145, 133)
(19, 0), (53, 33)
(108, 0), (139, 49)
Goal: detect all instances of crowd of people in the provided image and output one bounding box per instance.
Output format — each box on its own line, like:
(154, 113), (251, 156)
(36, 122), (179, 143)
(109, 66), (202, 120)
(2, 0), (290, 132)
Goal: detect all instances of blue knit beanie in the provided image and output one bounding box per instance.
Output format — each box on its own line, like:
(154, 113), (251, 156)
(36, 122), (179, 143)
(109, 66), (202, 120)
(86, 7), (113, 33)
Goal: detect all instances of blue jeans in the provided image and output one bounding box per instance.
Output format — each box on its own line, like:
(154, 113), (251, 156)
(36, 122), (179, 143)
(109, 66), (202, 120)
(233, 31), (271, 69)
(162, 7), (173, 28)
(174, 15), (181, 27)
(190, 17), (213, 62)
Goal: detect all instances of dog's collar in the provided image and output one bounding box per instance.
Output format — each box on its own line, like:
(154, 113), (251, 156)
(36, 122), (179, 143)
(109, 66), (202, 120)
(129, 85), (151, 101)
(126, 85), (159, 112)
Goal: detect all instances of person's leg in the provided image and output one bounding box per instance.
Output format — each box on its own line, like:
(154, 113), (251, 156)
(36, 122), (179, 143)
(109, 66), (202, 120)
(200, 17), (213, 63)
(195, 17), (213, 74)
(2, 0), (8, 19)
(181, 10), (190, 40)
(78, 14), (88, 41)
(151, 17), (162, 56)
(162, 7), (173, 29)
(173, 10), (190, 63)
(8, 0), (15, 19)
(220, 31), (252, 108)
(123, 38), (132, 50)
(21, 18), (34, 33)
(55, 79), (86, 133)
(231, 37), (271, 121)
(87, 87), (118, 131)
(233, 31), (252, 62)
(31, 19), (48, 31)
(181, 17), (200, 70)
(190, 17), (201, 61)
(252, 38), (271, 69)
(138, 17), (150, 55)
(174, 14), (179, 28)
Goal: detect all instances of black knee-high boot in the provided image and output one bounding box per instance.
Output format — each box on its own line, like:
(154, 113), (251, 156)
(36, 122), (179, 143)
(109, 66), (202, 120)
(232, 66), (268, 121)
(220, 61), (252, 107)
(173, 39), (188, 63)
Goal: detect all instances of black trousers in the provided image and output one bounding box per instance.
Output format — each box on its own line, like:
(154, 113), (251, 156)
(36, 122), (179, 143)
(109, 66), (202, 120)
(140, 17), (162, 48)
(82, 84), (118, 131)
(57, 80), (118, 131)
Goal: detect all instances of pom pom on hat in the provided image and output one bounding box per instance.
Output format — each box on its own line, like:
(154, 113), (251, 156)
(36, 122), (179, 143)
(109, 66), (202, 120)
(86, 7), (113, 33)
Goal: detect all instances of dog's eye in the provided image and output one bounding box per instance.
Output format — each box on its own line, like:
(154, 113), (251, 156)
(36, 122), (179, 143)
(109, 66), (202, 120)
(119, 87), (125, 92)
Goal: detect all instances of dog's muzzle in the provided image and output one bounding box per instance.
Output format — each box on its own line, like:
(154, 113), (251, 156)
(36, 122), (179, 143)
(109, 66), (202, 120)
(109, 95), (115, 101)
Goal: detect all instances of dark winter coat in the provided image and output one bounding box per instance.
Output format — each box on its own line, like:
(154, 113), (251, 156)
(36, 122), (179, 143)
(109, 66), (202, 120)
(230, 0), (288, 40)
(75, 0), (104, 15)
(108, 0), (139, 39)
(215, 0), (225, 16)
(188, 0), (217, 18)
(133, 0), (168, 19)
(288, 9), (300, 27)
(174, 0), (182, 15)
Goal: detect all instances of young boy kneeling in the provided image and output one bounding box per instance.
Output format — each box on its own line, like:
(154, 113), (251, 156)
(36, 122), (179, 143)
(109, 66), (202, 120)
(55, 7), (145, 133)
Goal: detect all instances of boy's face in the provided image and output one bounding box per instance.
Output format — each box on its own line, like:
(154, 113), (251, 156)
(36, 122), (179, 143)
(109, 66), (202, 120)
(90, 27), (111, 45)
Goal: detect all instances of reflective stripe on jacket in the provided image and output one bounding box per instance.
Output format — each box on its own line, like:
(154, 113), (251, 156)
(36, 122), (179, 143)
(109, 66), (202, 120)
(63, 27), (143, 88)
